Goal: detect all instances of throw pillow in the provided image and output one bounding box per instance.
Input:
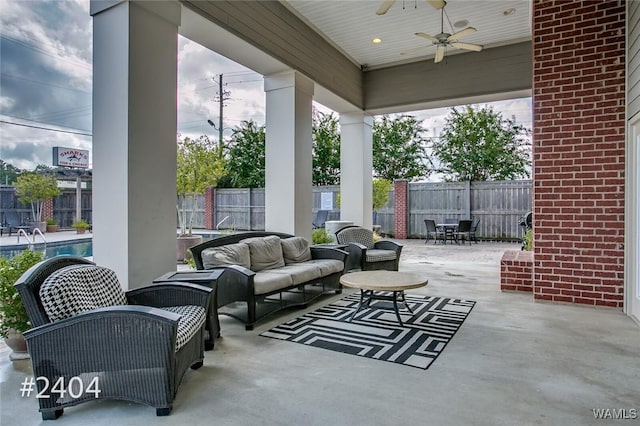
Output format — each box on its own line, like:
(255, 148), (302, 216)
(281, 236), (312, 264)
(201, 242), (251, 270)
(241, 235), (285, 271)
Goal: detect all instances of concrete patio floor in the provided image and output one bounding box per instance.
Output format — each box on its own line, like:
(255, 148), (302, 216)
(1, 238), (639, 425)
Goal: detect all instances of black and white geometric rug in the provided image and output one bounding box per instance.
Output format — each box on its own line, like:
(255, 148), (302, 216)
(261, 294), (475, 369)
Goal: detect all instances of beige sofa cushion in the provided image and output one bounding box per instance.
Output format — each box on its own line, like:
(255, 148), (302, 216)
(306, 259), (344, 276)
(281, 237), (312, 264)
(253, 271), (293, 295)
(269, 264), (322, 285)
(241, 235), (285, 271)
(202, 242), (251, 270)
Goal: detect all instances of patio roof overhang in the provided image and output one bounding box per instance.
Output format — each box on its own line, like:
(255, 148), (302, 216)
(179, 1), (532, 115)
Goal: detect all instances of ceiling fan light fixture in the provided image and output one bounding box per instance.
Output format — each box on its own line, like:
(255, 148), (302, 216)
(453, 19), (469, 29)
(503, 8), (516, 16)
(372, 37), (383, 44)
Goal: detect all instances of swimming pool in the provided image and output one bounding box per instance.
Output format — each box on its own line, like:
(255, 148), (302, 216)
(0, 240), (93, 259)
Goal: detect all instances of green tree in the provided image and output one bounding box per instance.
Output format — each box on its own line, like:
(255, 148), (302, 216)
(224, 120), (266, 188)
(373, 115), (430, 181)
(14, 172), (61, 222)
(372, 178), (393, 211)
(431, 105), (531, 181)
(177, 135), (225, 235)
(0, 160), (23, 185)
(312, 110), (341, 185)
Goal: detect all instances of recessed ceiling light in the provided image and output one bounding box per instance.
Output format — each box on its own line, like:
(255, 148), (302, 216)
(372, 38), (382, 44)
(503, 8), (516, 16)
(453, 20), (469, 29)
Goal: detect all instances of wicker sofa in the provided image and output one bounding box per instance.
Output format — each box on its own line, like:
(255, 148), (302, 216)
(191, 232), (348, 330)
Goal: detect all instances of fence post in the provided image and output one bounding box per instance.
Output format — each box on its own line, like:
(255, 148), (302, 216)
(204, 186), (216, 230)
(465, 180), (471, 219)
(394, 179), (408, 239)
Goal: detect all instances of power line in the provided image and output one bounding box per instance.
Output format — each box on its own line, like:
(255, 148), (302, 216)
(0, 33), (92, 71)
(2, 113), (91, 133)
(1, 73), (91, 94)
(0, 120), (92, 137)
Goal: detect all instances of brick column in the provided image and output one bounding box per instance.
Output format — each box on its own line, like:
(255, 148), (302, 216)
(532, 1), (625, 307)
(42, 198), (54, 221)
(204, 186), (215, 230)
(500, 250), (533, 292)
(393, 179), (408, 239)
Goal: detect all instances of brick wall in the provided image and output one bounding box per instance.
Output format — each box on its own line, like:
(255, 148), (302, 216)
(501, 250), (534, 292)
(394, 179), (408, 238)
(532, 1), (625, 307)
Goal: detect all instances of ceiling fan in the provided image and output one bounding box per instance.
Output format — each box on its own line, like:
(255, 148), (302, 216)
(376, 0), (446, 15)
(401, 1), (483, 63)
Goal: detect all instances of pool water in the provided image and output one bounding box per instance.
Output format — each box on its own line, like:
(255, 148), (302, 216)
(0, 241), (93, 259)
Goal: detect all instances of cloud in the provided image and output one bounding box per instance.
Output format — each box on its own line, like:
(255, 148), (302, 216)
(1, 1), (532, 174)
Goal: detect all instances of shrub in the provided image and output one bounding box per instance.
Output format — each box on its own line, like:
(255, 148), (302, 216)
(312, 228), (334, 244)
(0, 250), (44, 337)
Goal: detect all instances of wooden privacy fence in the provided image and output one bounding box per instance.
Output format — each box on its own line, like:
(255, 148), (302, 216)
(200, 180), (532, 241)
(406, 180), (532, 240)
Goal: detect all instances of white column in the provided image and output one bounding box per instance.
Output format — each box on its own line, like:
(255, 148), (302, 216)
(264, 70), (314, 239)
(91, 0), (180, 288)
(340, 113), (373, 229)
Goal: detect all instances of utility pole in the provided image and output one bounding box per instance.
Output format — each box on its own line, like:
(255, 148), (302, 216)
(211, 73), (231, 151)
(217, 73), (223, 150)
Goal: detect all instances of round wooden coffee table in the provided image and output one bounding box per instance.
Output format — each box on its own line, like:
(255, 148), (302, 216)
(339, 271), (429, 326)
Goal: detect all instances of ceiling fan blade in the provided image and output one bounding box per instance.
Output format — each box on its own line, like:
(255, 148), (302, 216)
(435, 45), (445, 63)
(415, 32), (439, 42)
(447, 27), (477, 40)
(426, 0), (446, 9)
(450, 42), (483, 52)
(400, 45), (433, 55)
(376, 0), (395, 15)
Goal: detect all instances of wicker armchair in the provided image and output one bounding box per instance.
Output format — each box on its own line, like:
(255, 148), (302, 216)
(14, 256), (212, 420)
(335, 225), (403, 271)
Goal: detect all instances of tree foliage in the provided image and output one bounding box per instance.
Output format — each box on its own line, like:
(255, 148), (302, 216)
(223, 120), (266, 188)
(14, 172), (61, 222)
(312, 110), (341, 185)
(0, 160), (23, 185)
(372, 178), (393, 211)
(431, 105), (531, 181)
(373, 115), (430, 182)
(176, 135), (225, 235)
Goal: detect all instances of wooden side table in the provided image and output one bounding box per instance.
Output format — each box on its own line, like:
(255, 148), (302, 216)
(153, 269), (222, 351)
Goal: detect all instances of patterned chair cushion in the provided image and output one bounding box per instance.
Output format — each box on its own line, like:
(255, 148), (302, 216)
(280, 237), (312, 264)
(161, 305), (206, 351)
(202, 242), (251, 270)
(365, 249), (397, 262)
(40, 265), (127, 322)
(336, 227), (375, 249)
(241, 235), (285, 271)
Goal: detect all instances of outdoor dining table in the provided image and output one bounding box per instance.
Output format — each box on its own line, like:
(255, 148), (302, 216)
(436, 222), (458, 244)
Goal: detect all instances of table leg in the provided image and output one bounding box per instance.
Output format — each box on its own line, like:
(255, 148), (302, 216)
(349, 289), (366, 322)
(392, 291), (403, 326)
(399, 291), (413, 314)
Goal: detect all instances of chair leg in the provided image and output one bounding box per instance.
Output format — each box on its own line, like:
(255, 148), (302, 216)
(156, 406), (172, 416)
(191, 360), (204, 370)
(42, 409), (64, 420)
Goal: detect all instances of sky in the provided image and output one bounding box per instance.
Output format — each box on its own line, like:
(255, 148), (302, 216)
(0, 0), (532, 172)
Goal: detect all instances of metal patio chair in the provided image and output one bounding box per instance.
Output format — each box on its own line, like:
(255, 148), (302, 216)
(424, 219), (445, 244)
